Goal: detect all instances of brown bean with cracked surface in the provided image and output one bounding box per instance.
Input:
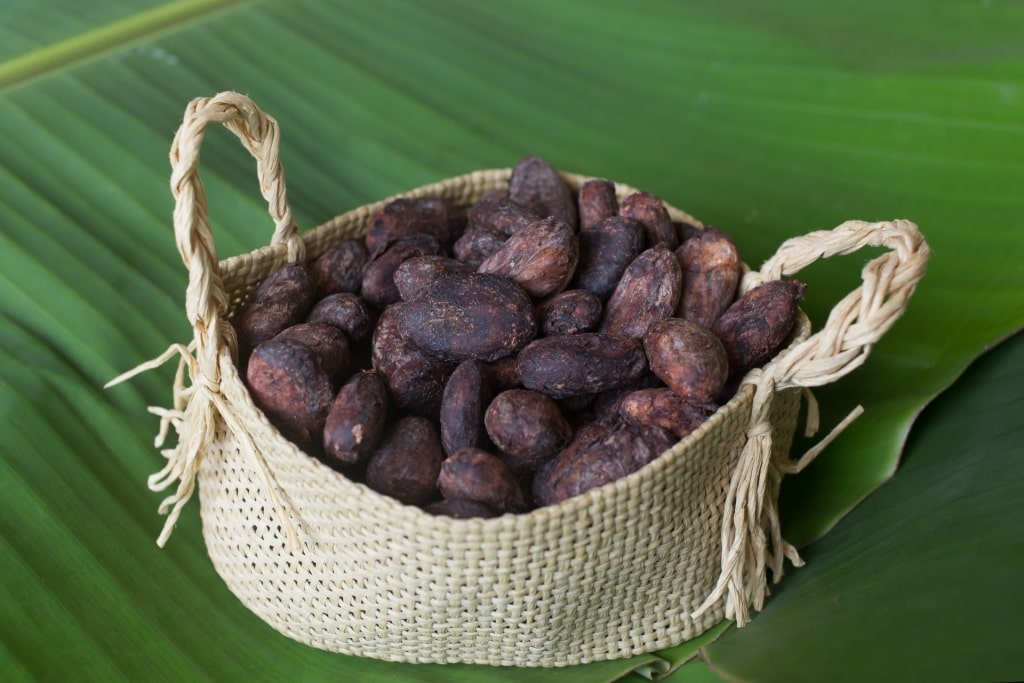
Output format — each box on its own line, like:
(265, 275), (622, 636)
(371, 303), (453, 417)
(439, 359), (492, 457)
(517, 333), (647, 399)
(393, 272), (537, 363)
(572, 216), (645, 300)
(452, 227), (507, 269)
(306, 292), (374, 341)
(619, 191), (677, 249)
(484, 389), (571, 469)
(364, 196), (466, 258)
(477, 217), (579, 299)
(578, 178), (619, 232)
(273, 322), (351, 387)
(617, 388), (718, 440)
(468, 196), (539, 237)
(643, 318), (729, 403)
(676, 227), (741, 329)
(437, 448), (528, 513)
(508, 155), (578, 229)
(712, 279), (806, 379)
(360, 234), (441, 309)
(535, 289), (602, 336)
(365, 416), (444, 506)
(600, 246), (682, 339)
(323, 370), (388, 468)
(234, 261), (315, 359)
(393, 255), (474, 301)
(311, 238), (368, 297)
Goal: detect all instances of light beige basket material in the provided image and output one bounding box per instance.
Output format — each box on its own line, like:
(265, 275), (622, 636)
(112, 92), (930, 667)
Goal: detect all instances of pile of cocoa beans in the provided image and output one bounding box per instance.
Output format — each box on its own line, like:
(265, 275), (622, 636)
(234, 156), (805, 518)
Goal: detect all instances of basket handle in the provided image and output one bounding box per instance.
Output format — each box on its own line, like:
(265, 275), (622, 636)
(695, 218), (930, 627)
(169, 91), (303, 377)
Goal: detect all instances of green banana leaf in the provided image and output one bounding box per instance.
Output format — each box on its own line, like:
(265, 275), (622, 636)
(1, 1), (1022, 681)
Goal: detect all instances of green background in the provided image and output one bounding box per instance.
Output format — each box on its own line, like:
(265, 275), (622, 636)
(1, 1), (1022, 681)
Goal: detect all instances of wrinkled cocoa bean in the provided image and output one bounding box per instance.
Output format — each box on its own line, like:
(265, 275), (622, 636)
(393, 255), (474, 301)
(306, 292), (374, 341)
(245, 337), (334, 454)
(712, 279), (806, 378)
(364, 196), (466, 258)
(517, 333), (647, 399)
(676, 227), (741, 329)
(424, 497), (498, 519)
(234, 261), (314, 357)
(533, 419), (676, 506)
(452, 227), (507, 269)
(482, 355), (521, 393)
(477, 217), (579, 299)
(484, 389), (571, 469)
(508, 155), (578, 229)
(643, 318), (729, 403)
(600, 246), (682, 339)
(323, 370), (389, 468)
(591, 371), (664, 420)
(311, 238), (368, 297)
(439, 359), (492, 457)
(437, 448), (528, 513)
(468, 197), (539, 237)
(535, 289), (602, 336)
(273, 322), (351, 387)
(619, 191), (677, 249)
(371, 303), (453, 417)
(361, 234), (441, 309)
(393, 272), (537, 363)
(578, 178), (619, 232)
(365, 416), (444, 506)
(617, 388), (717, 440)
(573, 216), (645, 300)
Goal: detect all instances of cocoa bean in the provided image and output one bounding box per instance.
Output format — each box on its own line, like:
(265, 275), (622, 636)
(578, 178), (619, 232)
(468, 196), (539, 236)
(484, 389), (571, 469)
(508, 155), (578, 229)
(365, 416), (444, 505)
(712, 279), (806, 378)
(234, 261), (314, 358)
(535, 289), (602, 336)
(311, 238), (368, 297)
(393, 255), (474, 301)
(323, 370), (389, 468)
(600, 246), (682, 339)
(437, 448), (528, 513)
(477, 217), (579, 299)
(619, 191), (677, 249)
(617, 388), (717, 440)
(573, 216), (645, 300)
(452, 227), (507, 269)
(439, 359), (492, 456)
(306, 292), (375, 341)
(424, 498), (498, 519)
(360, 234), (441, 309)
(371, 303), (454, 417)
(643, 318), (729, 403)
(273, 322), (351, 387)
(676, 227), (741, 329)
(393, 272), (537, 363)
(364, 196), (466, 258)
(517, 333), (647, 399)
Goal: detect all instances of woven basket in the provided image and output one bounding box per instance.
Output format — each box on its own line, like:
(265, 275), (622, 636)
(114, 92), (930, 667)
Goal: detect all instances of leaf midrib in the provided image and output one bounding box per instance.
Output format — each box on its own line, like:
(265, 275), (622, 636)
(0, 0), (255, 93)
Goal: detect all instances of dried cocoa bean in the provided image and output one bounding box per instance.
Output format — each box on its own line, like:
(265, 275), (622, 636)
(482, 355), (521, 393)
(484, 389), (571, 469)
(578, 178), (619, 232)
(573, 216), (645, 300)
(599, 246), (682, 339)
(393, 272), (537, 363)
(234, 261), (314, 358)
(439, 359), (492, 456)
(643, 318), (729, 403)
(245, 337), (334, 455)
(423, 498), (498, 519)
(712, 279), (806, 378)
(676, 227), (741, 329)
(306, 292), (374, 341)
(323, 370), (388, 468)
(619, 191), (677, 249)
(617, 388), (717, 440)
(517, 333), (647, 399)
(371, 303), (453, 417)
(365, 416), (444, 506)
(532, 419), (675, 506)
(452, 227), (507, 269)
(591, 371), (664, 420)
(468, 197), (539, 236)
(360, 234), (441, 309)
(273, 322), (351, 387)
(508, 155), (578, 229)
(364, 196), (466, 258)
(437, 448), (528, 513)
(393, 255), (474, 301)
(311, 238), (368, 297)
(477, 217), (578, 299)
(535, 289), (602, 336)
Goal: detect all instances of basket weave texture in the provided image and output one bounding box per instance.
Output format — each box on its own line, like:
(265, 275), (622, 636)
(113, 92), (930, 667)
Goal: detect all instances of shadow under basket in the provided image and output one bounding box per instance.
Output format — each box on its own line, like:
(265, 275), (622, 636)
(114, 92), (930, 667)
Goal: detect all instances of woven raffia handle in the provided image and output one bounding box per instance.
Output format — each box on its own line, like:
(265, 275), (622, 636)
(695, 218), (930, 627)
(169, 91), (302, 376)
